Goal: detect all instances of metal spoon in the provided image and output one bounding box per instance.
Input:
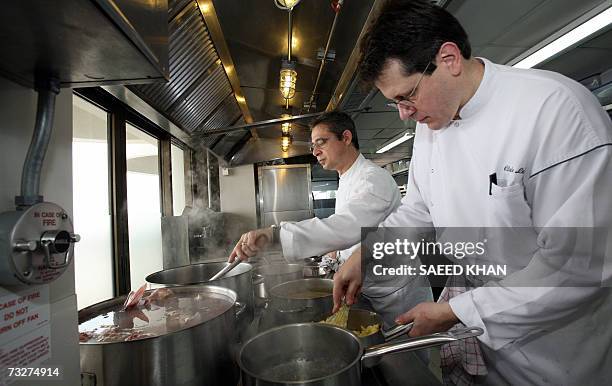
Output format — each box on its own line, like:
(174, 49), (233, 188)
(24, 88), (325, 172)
(209, 259), (241, 281)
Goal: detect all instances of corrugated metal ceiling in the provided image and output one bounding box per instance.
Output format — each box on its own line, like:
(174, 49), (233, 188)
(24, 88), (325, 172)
(129, 0), (246, 159)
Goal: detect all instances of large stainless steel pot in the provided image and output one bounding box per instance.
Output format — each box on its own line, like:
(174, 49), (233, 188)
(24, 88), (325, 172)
(252, 263), (303, 300)
(238, 323), (483, 386)
(146, 262), (254, 326)
(268, 278), (333, 325)
(79, 285), (240, 386)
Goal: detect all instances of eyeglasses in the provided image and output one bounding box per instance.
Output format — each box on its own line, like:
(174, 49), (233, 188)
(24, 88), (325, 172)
(310, 137), (331, 152)
(386, 61), (432, 112)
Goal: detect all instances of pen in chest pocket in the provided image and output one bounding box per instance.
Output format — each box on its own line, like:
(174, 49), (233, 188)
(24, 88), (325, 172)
(489, 173), (497, 195)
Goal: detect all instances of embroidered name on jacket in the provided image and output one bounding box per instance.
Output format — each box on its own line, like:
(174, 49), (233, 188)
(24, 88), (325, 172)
(503, 165), (525, 174)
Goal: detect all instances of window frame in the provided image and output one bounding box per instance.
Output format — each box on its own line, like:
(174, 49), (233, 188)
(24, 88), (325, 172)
(74, 87), (193, 295)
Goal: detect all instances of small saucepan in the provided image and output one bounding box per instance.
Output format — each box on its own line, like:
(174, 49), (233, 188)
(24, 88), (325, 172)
(268, 278), (333, 325)
(252, 263), (304, 301)
(238, 323), (483, 386)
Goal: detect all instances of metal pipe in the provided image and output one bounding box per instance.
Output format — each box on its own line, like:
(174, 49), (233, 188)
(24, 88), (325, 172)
(206, 150), (212, 209)
(306, 0), (344, 111)
(18, 79), (60, 207)
(287, 10), (292, 61)
(194, 107), (368, 137)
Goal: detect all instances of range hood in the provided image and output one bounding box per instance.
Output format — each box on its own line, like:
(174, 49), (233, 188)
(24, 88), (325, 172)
(0, 0), (169, 89)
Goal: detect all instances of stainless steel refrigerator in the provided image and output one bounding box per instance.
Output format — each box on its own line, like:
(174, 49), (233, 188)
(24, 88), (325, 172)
(258, 164), (314, 227)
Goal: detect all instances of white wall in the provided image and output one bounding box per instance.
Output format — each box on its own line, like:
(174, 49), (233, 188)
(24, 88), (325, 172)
(0, 77), (80, 385)
(219, 164), (258, 238)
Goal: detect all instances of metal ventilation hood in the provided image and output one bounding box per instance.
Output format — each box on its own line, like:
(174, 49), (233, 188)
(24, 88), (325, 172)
(0, 0), (169, 89)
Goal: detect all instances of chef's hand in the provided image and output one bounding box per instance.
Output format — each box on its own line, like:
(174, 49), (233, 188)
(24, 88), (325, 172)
(228, 227), (273, 262)
(395, 302), (459, 337)
(332, 247), (362, 313)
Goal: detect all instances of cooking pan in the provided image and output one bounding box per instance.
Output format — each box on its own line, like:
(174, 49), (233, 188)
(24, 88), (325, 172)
(268, 278), (333, 325)
(145, 261), (254, 329)
(79, 285), (242, 386)
(238, 323), (483, 386)
(252, 263), (303, 300)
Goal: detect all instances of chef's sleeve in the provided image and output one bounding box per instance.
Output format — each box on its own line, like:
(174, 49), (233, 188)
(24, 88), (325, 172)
(279, 170), (398, 261)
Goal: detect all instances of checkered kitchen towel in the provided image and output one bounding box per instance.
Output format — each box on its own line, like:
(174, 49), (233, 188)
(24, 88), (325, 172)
(437, 276), (488, 385)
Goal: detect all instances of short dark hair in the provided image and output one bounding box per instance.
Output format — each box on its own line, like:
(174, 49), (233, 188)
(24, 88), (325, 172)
(359, 0), (472, 87)
(309, 111), (359, 150)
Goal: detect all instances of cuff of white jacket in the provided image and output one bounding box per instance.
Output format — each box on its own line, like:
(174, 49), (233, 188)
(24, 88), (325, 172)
(448, 291), (496, 349)
(279, 224), (298, 262)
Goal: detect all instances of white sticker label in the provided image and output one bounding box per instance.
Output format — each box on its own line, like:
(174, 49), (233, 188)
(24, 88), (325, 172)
(0, 329), (52, 385)
(0, 286), (50, 342)
(0, 286), (51, 385)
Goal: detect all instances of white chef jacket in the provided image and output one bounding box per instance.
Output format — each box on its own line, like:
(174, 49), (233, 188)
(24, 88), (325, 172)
(280, 153), (401, 260)
(381, 58), (612, 384)
(335, 155), (403, 263)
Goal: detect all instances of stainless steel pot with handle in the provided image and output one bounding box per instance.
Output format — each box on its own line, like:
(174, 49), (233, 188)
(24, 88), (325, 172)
(268, 278), (333, 325)
(79, 285), (241, 386)
(146, 262), (254, 328)
(238, 322), (484, 386)
(252, 263), (303, 300)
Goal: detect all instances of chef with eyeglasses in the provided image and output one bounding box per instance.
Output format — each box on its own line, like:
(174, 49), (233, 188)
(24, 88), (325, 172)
(229, 110), (432, 329)
(332, 0), (612, 385)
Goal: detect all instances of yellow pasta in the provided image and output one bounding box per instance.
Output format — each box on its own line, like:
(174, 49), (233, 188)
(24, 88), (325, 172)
(354, 324), (380, 337)
(321, 303), (350, 328)
(320, 304), (380, 337)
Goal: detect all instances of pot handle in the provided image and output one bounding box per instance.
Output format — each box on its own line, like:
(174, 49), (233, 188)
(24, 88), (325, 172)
(361, 326), (484, 363)
(81, 372), (97, 386)
(448, 327), (484, 340)
(235, 301), (247, 318)
(252, 274), (264, 286)
(381, 322), (413, 341)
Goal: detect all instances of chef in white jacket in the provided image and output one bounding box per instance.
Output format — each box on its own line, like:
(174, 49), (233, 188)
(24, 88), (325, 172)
(229, 111), (432, 327)
(333, 0), (612, 384)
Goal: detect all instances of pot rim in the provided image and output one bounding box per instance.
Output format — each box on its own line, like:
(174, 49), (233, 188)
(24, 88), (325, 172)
(269, 278), (333, 299)
(78, 285), (237, 346)
(237, 323), (363, 384)
(145, 261), (253, 285)
(252, 263), (304, 276)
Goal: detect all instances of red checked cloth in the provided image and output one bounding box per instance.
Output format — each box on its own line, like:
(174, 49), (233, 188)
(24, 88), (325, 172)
(437, 276), (488, 385)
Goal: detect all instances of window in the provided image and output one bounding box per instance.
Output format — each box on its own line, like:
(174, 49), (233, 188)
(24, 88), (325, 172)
(125, 123), (164, 290)
(74, 87), (193, 295)
(72, 96), (114, 309)
(312, 180), (338, 219)
(171, 143), (187, 216)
